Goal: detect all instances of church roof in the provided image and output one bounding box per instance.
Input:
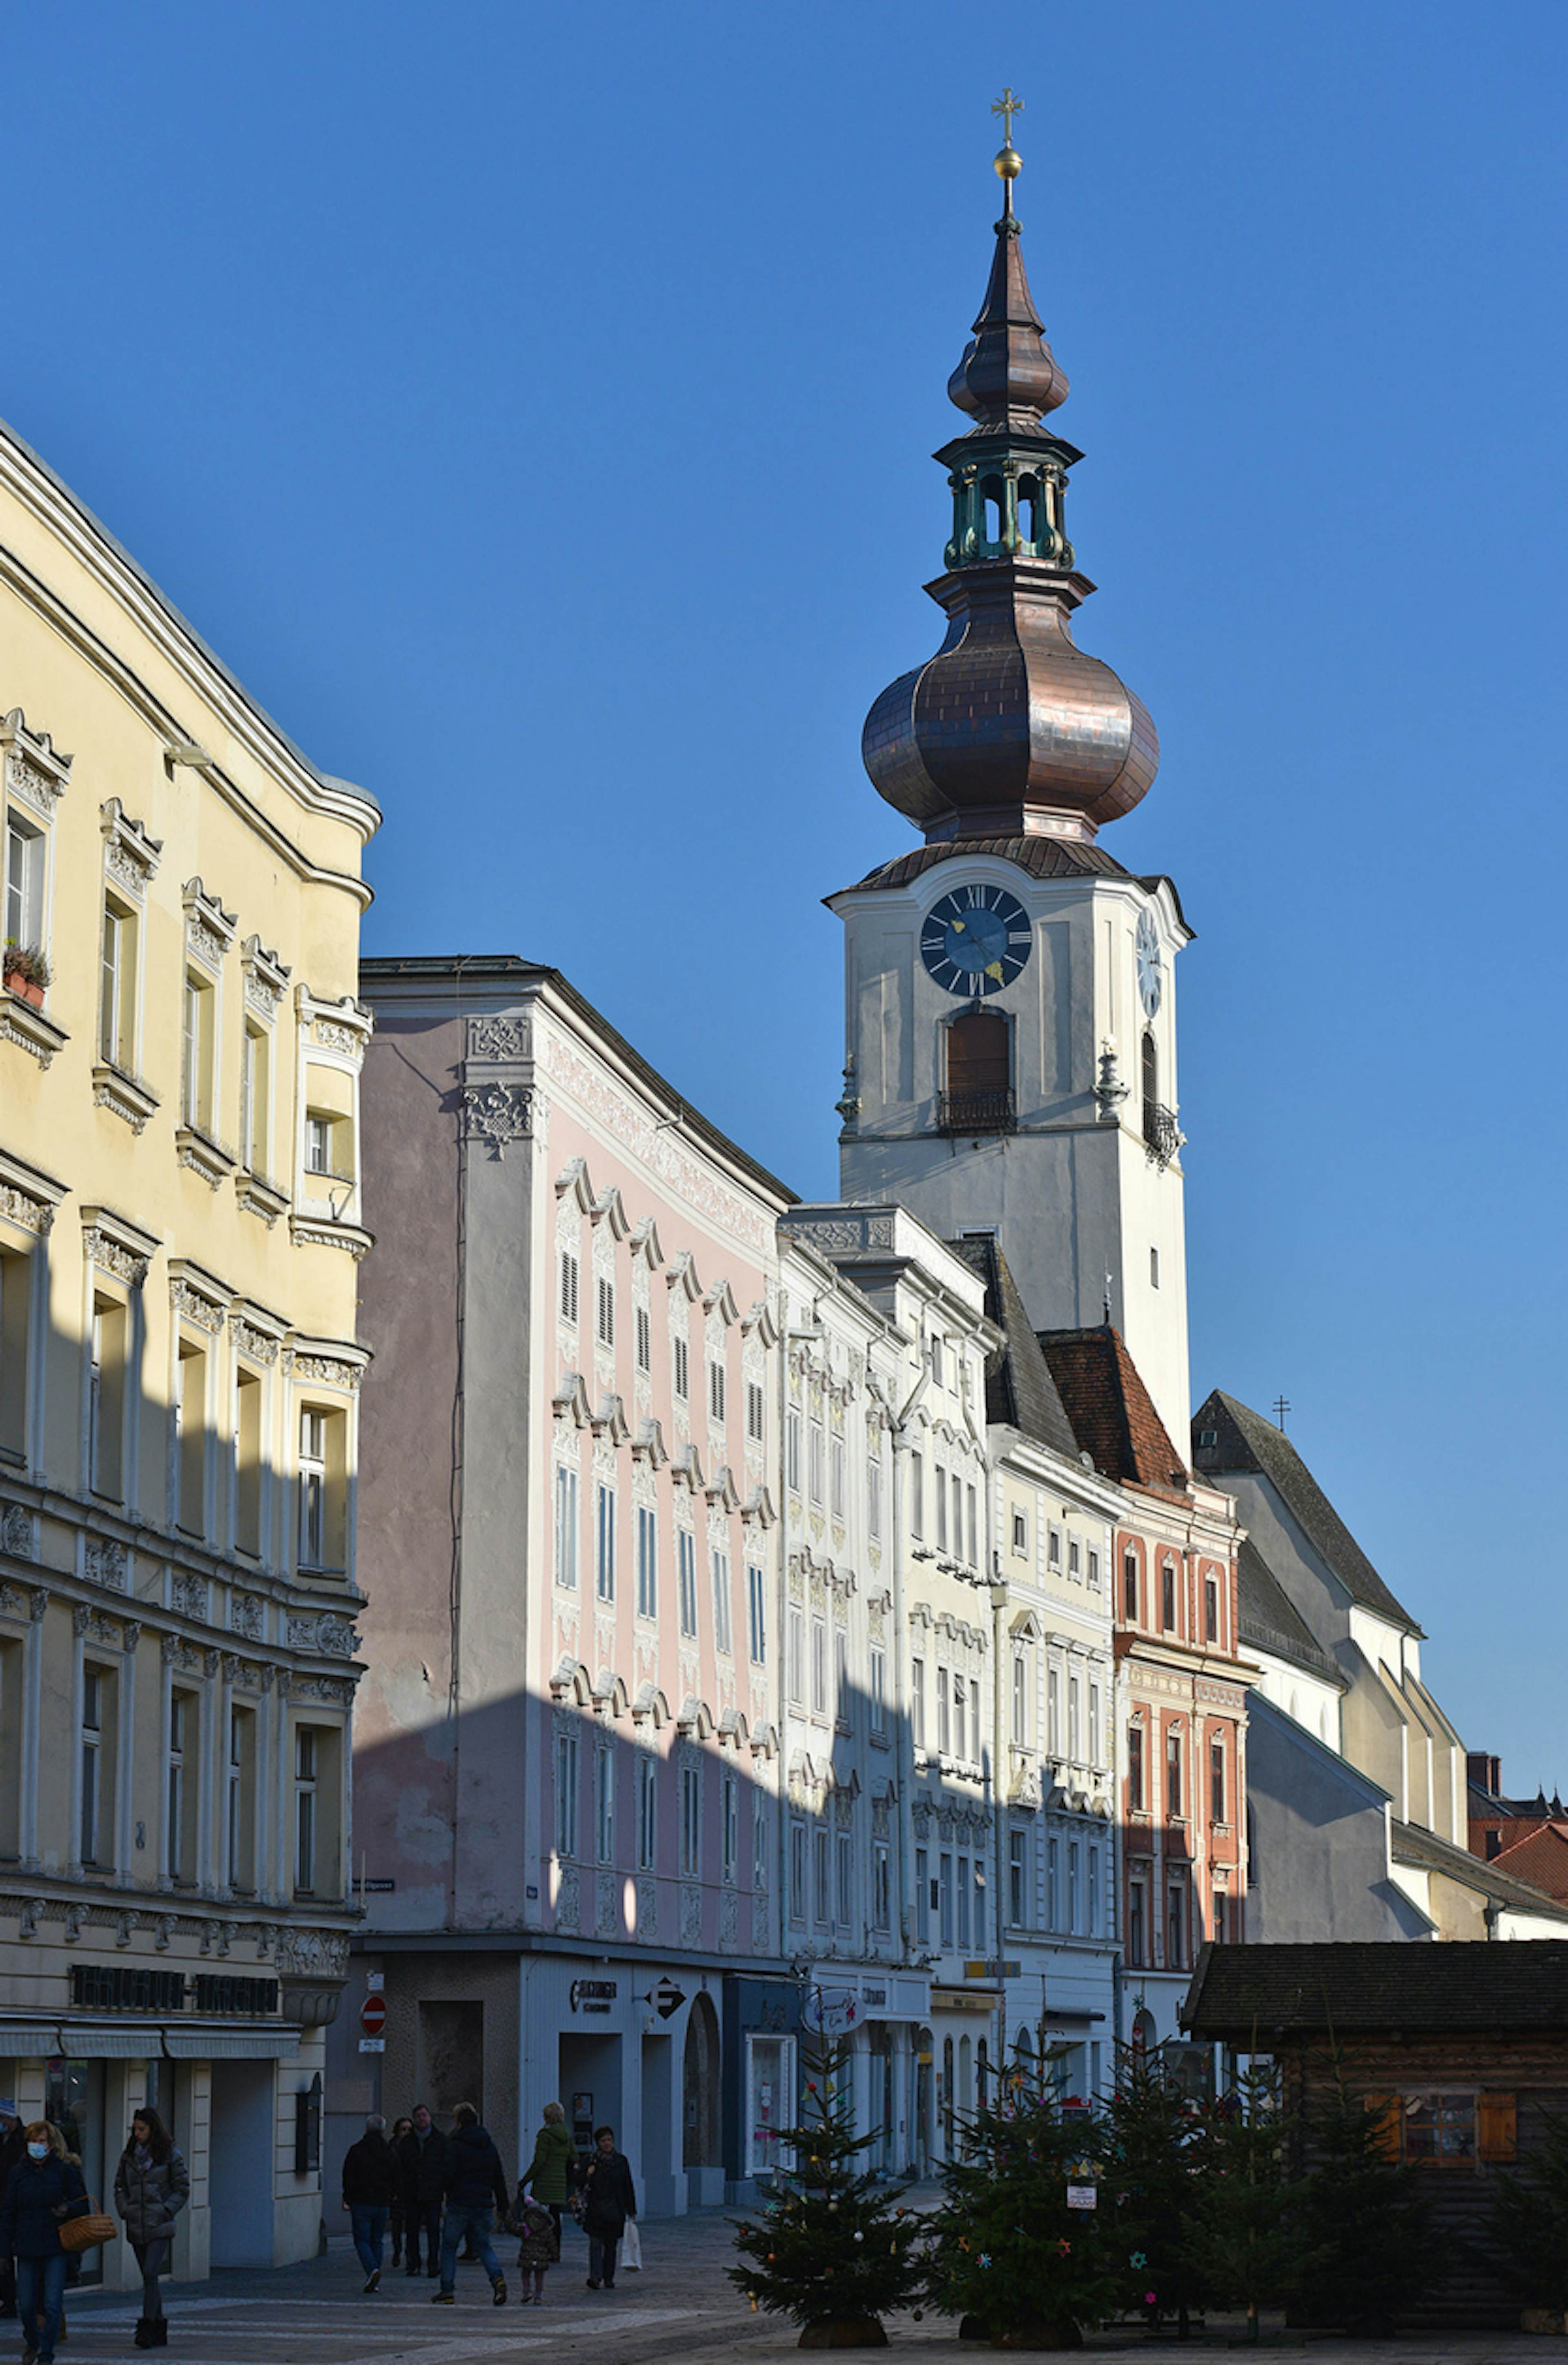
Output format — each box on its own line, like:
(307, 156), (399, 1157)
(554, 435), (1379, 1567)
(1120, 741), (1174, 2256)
(1192, 1390), (1420, 1635)
(947, 1236), (1081, 1460)
(1236, 1539), (1343, 1685)
(1037, 1325), (1189, 1499)
(1184, 1938), (1568, 2041)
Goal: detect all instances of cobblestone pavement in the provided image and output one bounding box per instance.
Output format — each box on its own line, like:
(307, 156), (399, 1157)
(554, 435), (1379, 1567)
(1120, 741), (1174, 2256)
(31, 2205), (1562, 2365)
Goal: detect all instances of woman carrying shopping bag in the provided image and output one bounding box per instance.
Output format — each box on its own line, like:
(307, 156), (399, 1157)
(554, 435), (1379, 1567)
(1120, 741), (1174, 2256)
(0, 2121), (89, 2365)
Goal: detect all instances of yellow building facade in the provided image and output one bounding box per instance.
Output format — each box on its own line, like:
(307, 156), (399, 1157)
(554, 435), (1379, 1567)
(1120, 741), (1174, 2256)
(0, 416), (376, 2278)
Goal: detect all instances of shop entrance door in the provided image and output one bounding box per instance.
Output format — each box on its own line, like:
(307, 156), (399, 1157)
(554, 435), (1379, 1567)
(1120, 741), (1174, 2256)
(209, 2060), (276, 2267)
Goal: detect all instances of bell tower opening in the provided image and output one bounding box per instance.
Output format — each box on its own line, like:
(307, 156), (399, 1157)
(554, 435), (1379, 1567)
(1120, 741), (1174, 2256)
(940, 1008), (1014, 1136)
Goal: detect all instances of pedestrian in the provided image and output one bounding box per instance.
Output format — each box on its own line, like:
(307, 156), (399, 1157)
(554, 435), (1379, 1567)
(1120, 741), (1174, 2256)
(512, 2193), (559, 2306)
(430, 2103), (508, 2308)
(520, 2100), (574, 2244)
(340, 2113), (399, 2294)
(387, 2118), (412, 2267)
(0, 2101), (24, 2321)
(396, 2104), (448, 2278)
(0, 2120), (87, 2365)
(580, 2125), (636, 2293)
(114, 2107), (189, 2350)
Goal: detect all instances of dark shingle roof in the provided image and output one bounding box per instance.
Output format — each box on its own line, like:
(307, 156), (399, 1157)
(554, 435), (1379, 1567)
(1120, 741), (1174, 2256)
(1192, 1390), (1419, 1633)
(1184, 1939), (1568, 2039)
(831, 839), (1192, 937)
(1389, 1819), (1568, 1922)
(948, 1237), (1081, 1461)
(1236, 1539), (1343, 1684)
(1038, 1326), (1189, 1499)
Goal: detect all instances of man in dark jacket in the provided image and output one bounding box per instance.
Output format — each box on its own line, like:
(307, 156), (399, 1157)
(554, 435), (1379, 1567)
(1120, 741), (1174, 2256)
(431, 2104), (508, 2307)
(397, 2105), (448, 2278)
(341, 2114), (399, 2293)
(581, 2124), (636, 2292)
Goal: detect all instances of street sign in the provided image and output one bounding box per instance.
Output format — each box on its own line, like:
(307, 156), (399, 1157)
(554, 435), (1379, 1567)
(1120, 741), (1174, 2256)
(360, 1994), (387, 2038)
(653, 1978), (686, 2021)
(358, 2038), (385, 2054)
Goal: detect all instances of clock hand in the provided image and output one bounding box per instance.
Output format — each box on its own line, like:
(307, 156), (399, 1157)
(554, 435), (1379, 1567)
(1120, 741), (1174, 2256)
(950, 918), (966, 934)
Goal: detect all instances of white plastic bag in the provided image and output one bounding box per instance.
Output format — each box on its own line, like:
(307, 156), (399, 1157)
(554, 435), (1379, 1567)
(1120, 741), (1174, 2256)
(622, 2218), (642, 2271)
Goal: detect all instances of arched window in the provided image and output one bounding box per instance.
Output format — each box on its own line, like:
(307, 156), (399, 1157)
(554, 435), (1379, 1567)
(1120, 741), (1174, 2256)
(1142, 1029), (1159, 1109)
(941, 1009), (1014, 1135)
(1132, 2006), (1156, 2054)
(1018, 474), (1041, 550)
(981, 477), (1004, 546)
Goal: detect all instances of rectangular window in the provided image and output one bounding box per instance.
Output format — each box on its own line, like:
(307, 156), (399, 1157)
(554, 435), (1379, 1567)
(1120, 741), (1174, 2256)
(1008, 1828), (1027, 1927)
(559, 1249), (580, 1325)
(869, 1646), (886, 1735)
(936, 1662), (950, 1755)
(915, 1845), (929, 1943)
(1067, 1839), (1080, 1935)
(1162, 1559), (1178, 1631)
(1166, 1727), (1184, 1818)
(555, 1727), (578, 1858)
(1047, 1836), (1060, 1930)
(173, 1339), (207, 1538)
(677, 1528), (698, 1637)
(554, 1462), (579, 1589)
(709, 1358), (726, 1424)
(167, 1688), (192, 1882)
(673, 1335), (689, 1400)
(1089, 1682), (1101, 1768)
(835, 1828), (852, 1925)
(723, 1770), (739, 1883)
(1151, 1245), (1160, 1289)
(635, 1303), (652, 1372)
(595, 1746), (615, 1864)
(935, 1465), (947, 1552)
(929, 1334), (943, 1387)
(240, 1021), (270, 1174)
(1068, 1536), (1081, 1579)
(786, 1409), (802, 1493)
(635, 1504), (657, 1617)
(4, 808), (44, 951)
(99, 896), (136, 1069)
(810, 1617), (828, 1715)
(1167, 1876), (1187, 1970)
(1212, 1885), (1225, 1943)
(746, 1563), (766, 1664)
(873, 1840), (890, 1931)
(939, 1851), (954, 1947)
(1205, 1572), (1220, 1643)
(787, 1608), (804, 1704)
(1400, 2093), (1478, 2166)
(830, 1434), (845, 1519)
(834, 1627), (849, 1728)
(1048, 1524), (1062, 1571)
(957, 1852), (971, 1947)
(952, 1671), (966, 1765)
(812, 1824), (829, 1925)
(1011, 1508), (1027, 1556)
(972, 1859), (986, 1954)
(808, 1420), (825, 1505)
(1124, 1549), (1139, 1622)
(712, 1547), (732, 1655)
(595, 1483), (615, 1602)
(1128, 1722), (1145, 1810)
(789, 1818), (806, 1921)
(0, 1239), (33, 1465)
(89, 1297), (127, 1500)
(1069, 1675), (1081, 1762)
(294, 1725), (318, 1892)
(909, 1655), (926, 1747)
(1047, 1665), (1060, 1755)
(1128, 1876), (1146, 1967)
(1088, 1547), (1101, 1591)
(754, 1794), (768, 1890)
(304, 1111), (332, 1175)
(227, 1703), (255, 1891)
(867, 1450), (882, 1539)
(1210, 1735), (1226, 1825)
(1011, 1650), (1025, 1746)
(596, 1274), (615, 1348)
(966, 1483), (977, 1569)
(746, 1379), (765, 1443)
(637, 1754), (657, 1871)
(951, 1474), (963, 1559)
(180, 972), (214, 1129)
(910, 1450), (924, 1540)
(298, 1407), (327, 1568)
(1089, 1844), (1101, 1936)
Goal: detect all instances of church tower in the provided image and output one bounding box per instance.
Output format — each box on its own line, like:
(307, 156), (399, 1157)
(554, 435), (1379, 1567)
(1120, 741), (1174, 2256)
(831, 118), (1192, 1448)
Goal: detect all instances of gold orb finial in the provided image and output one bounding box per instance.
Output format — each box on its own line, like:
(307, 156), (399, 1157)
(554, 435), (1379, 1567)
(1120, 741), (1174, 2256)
(993, 144), (1022, 182)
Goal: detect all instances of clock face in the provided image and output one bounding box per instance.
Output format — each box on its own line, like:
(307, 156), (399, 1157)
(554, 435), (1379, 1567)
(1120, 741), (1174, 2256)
(920, 884), (1033, 998)
(1136, 909), (1163, 1018)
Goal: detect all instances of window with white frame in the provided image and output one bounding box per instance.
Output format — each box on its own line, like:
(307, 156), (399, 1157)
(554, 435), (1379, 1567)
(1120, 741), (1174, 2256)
(952, 1670), (966, 1764)
(788, 1818), (806, 1921)
(914, 1844), (929, 1943)
(957, 1851), (971, 1946)
(635, 1505), (657, 1617)
(835, 1826), (853, 1925)
(89, 1295), (128, 1500)
(1089, 1843), (1101, 1935)
(873, 1839), (890, 1931)
(297, 1407), (328, 1569)
(834, 1627), (849, 1729)
(786, 1408), (801, 1492)
(1047, 1836), (1060, 1930)
(1088, 1546), (1101, 1591)
(555, 1725), (578, 1857)
(936, 1661), (950, 1754)
(965, 1483), (977, 1569)
(939, 1850), (954, 1946)
(595, 1745), (615, 1864)
(1069, 1536), (1081, 1579)
(304, 1111), (332, 1175)
(1008, 1827), (1027, 1927)
(787, 1607), (804, 1703)
(173, 1338), (207, 1539)
(167, 1687), (195, 1882)
(182, 972), (216, 1131)
(1090, 1681), (1102, 1766)
(4, 807), (44, 953)
(595, 1483), (615, 1601)
(746, 1563), (766, 1664)
(708, 1357), (726, 1424)
(934, 1464), (947, 1552)
(1069, 1675), (1081, 1761)
(239, 1020), (270, 1176)
(829, 1435), (845, 1519)
(1047, 1665), (1061, 1755)
(1048, 1524), (1062, 1571)
(807, 1419), (824, 1505)
(813, 1824), (830, 1924)
(910, 1450), (924, 1539)
(1011, 1649), (1026, 1747)
(712, 1547), (732, 1654)
(1067, 1839), (1080, 1934)
(677, 1528), (698, 1637)
(910, 1655), (925, 1748)
(1011, 1507), (1027, 1556)
(636, 1752), (657, 1869)
(870, 1646), (886, 1735)
(746, 1379), (765, 1443)
(98, 895), (137, 1070)
(294, 1725), (319, 1892)
(972, 1858), (986, 1953)
(596, 1274), (615, 1349)
(0, 1238), (33, 1465)
(635, 1302), (651, 1372)
(810, 1615), (827, 1715)
(680, 1759), (702, 1875)
(559, 1248), (580, 1325)
(554, 1462), (579, 1589)
(929, 1334), (944, 1387)
(227, 1702), (254, 1891)
(867, 1448), (882, 1539)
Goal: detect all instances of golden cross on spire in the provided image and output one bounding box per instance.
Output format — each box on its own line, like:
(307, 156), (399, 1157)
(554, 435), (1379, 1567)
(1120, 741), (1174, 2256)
(990, 87), (1024, 145)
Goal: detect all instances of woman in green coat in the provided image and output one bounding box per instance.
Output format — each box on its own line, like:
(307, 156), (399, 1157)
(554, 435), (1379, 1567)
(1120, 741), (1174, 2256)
(522, 2102), (575, 2241)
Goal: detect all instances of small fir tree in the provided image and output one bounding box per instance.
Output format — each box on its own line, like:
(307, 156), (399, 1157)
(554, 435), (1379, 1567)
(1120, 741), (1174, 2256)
(1292, 2072), (1444, 2334)
(1489, 2105), (1568, 2317)
(924, 2062), (1125, 2349)
(1187, 2062), (1307, 2340)
(730, 2037), (925, 2348)
(1104, 2043), (1207, 2335)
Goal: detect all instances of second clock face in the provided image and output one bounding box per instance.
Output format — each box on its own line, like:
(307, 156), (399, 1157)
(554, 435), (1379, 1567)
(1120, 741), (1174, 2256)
(1136, 908), (1163, 1018)
(920, 884), (1033, 997)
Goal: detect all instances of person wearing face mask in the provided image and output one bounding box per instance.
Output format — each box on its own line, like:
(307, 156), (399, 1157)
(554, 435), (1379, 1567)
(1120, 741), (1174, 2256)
(0, 2122), (87, 2365)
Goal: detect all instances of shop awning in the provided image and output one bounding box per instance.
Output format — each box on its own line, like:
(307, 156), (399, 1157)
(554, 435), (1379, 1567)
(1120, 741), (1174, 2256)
(55, 2025), (164, 2060)
(0, 2025), (62, 2054)
(163, 2028), (300, 2061)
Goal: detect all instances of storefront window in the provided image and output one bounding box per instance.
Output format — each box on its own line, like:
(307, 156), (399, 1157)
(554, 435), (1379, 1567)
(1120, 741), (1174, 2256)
(746, 2034), (796, 2179)
(46, 2059), (106, 2284)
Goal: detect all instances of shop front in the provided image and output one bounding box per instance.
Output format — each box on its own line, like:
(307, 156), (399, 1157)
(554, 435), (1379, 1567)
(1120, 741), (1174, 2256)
(801, 1971), (931, 2181)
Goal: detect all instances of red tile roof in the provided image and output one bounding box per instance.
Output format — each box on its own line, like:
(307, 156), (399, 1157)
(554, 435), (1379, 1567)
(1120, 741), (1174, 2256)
(1036, 1324), (1189, 1499)
(1492, 1822), (1568, 1905)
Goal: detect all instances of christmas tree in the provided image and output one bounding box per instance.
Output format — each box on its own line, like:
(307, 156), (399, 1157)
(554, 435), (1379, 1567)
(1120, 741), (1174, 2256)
(923, 2060), (1124, 2349)
(1291, 2073), (1444, 2334)
(1187, 2061), (1308, 2340)
(1490, 2105), (1568, 2318)
(1104, 2043), (1207, 2336)
(729, 2036), (925, 2349)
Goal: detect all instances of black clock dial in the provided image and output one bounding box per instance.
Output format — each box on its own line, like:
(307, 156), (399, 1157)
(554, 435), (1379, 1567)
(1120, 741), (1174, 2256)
(920, 883), (1033, 998)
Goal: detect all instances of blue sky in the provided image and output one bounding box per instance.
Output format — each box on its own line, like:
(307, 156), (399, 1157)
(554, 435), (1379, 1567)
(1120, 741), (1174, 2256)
(7, 1), (1565, 1784)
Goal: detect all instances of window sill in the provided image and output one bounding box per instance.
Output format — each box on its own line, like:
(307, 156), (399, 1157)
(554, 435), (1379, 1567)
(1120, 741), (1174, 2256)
(3, 994), (69, 1070)
(92, 1060), (157, 1131)
(236, 1171), (290, 1227)
(289, 1211), (374, 1260)
(176, 1125), (237, 1189)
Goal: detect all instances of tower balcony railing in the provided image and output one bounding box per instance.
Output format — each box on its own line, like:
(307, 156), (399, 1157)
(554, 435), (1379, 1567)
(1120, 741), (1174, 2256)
(937, 1086), (1017, 1136)
(1143, 1099), (1183, 1168)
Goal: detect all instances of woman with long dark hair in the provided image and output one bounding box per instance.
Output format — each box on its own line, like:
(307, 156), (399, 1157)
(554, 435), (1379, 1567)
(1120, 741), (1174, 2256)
(114, 2107), (189, 2349)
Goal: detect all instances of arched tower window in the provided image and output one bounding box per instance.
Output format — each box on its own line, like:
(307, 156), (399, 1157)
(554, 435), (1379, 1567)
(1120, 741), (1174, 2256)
(981, 475), (1004, 548)
(940, 1009), (1014, 1136)
(1141, 1029), (1158, 1109)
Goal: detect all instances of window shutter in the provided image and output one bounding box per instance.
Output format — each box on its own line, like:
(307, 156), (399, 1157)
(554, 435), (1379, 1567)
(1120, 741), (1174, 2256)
(1477, 2092), (1517, 2163)
(1362, 2092), (1401, 2162)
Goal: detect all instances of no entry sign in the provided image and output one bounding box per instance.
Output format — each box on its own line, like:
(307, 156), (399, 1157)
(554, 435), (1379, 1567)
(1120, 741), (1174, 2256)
(360, 1994), (387, 2038)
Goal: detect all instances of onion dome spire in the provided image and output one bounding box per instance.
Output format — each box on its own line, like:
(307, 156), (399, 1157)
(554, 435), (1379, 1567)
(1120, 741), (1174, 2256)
(862, 100), (1158, 844)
